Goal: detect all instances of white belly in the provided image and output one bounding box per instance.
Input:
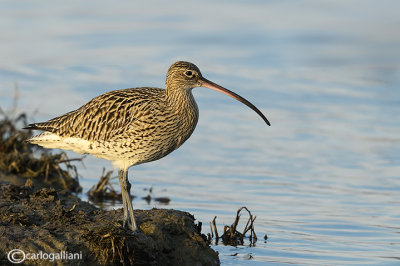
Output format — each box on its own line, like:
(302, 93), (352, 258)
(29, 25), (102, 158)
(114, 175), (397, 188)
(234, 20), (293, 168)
(28, 132), (138, 170)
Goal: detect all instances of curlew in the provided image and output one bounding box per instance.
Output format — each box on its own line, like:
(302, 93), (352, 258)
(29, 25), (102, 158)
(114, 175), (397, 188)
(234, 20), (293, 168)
(24, 61), (270, 231)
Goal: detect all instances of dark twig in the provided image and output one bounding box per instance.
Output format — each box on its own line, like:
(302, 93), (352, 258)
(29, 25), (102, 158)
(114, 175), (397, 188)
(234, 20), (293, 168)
(211, 216), (219, 244)
(87, 168), (121, 202)
(210, 207), (258, 246)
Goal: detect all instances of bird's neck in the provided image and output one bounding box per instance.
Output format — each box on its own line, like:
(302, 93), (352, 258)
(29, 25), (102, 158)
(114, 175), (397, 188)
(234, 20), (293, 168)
(166, 88), (197, 112)
(165, 88), (199, 132)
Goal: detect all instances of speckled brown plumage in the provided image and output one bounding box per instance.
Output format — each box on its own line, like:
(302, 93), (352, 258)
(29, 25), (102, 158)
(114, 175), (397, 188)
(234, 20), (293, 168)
(26, 62), (201, 170)
(25, 61), (270, 231)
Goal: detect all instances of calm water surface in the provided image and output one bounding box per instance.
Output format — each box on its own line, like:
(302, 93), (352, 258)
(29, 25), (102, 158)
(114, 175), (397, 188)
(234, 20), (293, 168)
(1, 1), (399, 265)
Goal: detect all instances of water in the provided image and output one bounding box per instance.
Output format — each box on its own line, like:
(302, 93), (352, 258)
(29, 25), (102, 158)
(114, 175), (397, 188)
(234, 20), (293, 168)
(1, 1), (399, 265)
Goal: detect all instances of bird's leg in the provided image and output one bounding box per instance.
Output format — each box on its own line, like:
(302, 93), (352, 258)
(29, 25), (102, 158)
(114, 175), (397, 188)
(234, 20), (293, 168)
(118, 169), (137, 231)
(118, 170), (128, 228)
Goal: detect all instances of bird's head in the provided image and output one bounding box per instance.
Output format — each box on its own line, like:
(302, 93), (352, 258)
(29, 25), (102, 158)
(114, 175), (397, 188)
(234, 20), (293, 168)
(166, 61), (204, 90)
(165, 61), (270, 126)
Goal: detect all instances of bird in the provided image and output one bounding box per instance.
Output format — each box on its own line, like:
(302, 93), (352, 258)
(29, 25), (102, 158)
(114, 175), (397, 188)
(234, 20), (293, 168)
(24, 61), (270, 231)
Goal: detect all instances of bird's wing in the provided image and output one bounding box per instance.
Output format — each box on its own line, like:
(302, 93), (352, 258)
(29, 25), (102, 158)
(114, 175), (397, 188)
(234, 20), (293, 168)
(25, 87), (165, 142)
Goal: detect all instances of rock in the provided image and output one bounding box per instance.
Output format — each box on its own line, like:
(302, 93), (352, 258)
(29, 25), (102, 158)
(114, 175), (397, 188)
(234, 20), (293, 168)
(0, 183), (219, 265)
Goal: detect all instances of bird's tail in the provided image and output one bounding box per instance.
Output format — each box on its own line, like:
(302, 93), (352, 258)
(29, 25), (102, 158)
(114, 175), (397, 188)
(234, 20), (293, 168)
(23, 122), (56, 132)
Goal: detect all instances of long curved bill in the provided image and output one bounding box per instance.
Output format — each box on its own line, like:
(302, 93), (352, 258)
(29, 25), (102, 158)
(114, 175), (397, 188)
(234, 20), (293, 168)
(200, 77), (271, 126)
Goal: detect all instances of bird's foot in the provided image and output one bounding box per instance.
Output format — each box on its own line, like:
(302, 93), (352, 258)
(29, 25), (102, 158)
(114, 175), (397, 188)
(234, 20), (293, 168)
(123, 217), (137, 232)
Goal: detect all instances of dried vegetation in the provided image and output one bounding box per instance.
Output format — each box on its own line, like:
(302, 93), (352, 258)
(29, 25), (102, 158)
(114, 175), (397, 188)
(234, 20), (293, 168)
(0, 108), (81, 192)
(210, 207), (258, 246)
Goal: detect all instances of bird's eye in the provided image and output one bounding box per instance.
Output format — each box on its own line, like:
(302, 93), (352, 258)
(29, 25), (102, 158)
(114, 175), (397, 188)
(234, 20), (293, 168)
(184, 70), (193, 77)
